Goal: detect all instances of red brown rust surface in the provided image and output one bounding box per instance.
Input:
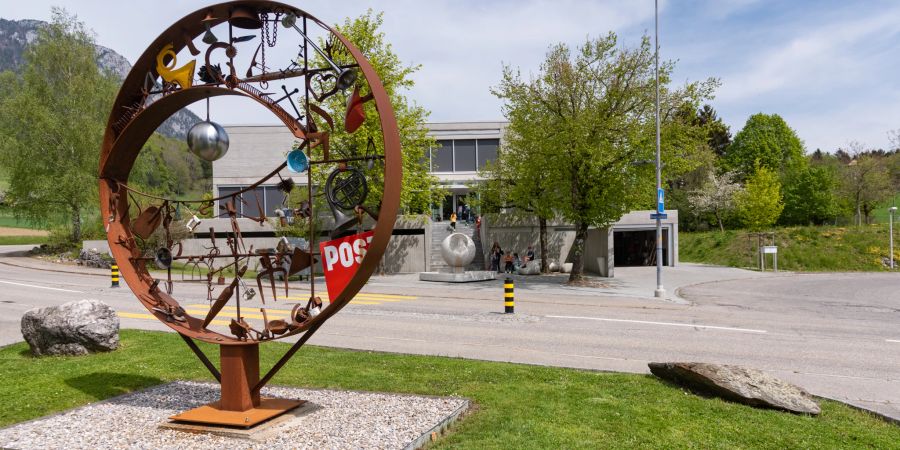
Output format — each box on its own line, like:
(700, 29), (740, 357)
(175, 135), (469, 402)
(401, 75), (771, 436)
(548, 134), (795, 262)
(98, 1), (401, 421)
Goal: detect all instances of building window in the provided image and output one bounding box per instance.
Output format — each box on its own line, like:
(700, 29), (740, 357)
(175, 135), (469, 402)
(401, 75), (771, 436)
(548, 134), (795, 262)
(427, 137), (500, 173)
(454, 139), (477, 172)
(432, 140), (454, 173)
(477, 138), (498, 169)
(217, 185), (291, 218)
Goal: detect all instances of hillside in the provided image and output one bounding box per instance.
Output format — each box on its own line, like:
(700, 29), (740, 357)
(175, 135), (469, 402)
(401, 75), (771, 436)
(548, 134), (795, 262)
(680, 225), (899, 272)
(0, 18), (200, 139)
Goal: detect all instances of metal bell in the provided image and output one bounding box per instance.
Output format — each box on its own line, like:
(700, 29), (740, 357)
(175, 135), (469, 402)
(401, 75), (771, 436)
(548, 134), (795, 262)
(187, 121), (230, 161)
(286, 149), (309, 173)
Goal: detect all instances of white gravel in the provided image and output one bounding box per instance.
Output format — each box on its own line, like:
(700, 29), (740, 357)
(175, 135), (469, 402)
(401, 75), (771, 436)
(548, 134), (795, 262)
(0, 381), (467, 450)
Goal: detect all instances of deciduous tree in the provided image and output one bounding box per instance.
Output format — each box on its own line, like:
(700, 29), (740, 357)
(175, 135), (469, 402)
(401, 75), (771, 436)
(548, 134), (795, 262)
(839, 143), (892, 225)
(492, 33), (716, 282)
(689, 171), (740, 232)
(725, 113), (805, 179)
(0, 9), (118, 242)
(312, 10), (444, 214)
(780, 165), (839, 225)
(734, 165), (784, 231)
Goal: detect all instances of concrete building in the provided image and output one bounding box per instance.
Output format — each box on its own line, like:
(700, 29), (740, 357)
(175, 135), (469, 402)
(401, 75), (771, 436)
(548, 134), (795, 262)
(211, 121), (678, 275)
(211, 122), (505, 220)
(423, 121), (505, 221)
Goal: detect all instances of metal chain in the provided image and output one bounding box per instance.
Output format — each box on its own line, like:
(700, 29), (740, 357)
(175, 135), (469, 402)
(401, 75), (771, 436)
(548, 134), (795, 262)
(262, 12), (279, 48)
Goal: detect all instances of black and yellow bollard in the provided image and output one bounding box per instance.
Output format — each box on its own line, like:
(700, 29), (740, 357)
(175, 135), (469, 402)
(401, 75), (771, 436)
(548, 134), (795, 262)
(504, 277), (514, 313)
(110, 264), (120, 288)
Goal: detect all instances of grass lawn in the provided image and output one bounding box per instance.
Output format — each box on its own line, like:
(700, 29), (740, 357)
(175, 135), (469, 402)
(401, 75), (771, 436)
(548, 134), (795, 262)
(0, 236), (48, 246)
(1, 330), (896, 448)
(871, 193), (900, 224)
(680, 224), (898, 271)
(0, 211), (59, 231)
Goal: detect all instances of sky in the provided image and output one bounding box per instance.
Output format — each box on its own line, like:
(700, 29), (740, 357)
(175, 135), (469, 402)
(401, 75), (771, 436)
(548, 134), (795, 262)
(2, 0), (899, 153)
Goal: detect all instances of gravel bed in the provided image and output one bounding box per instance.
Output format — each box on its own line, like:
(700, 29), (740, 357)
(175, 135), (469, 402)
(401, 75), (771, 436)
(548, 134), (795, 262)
(0, 381), (467, 450)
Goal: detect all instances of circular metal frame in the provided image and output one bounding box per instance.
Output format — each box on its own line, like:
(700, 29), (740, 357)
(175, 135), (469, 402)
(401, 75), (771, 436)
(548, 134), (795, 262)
(98, 1), (402, 346)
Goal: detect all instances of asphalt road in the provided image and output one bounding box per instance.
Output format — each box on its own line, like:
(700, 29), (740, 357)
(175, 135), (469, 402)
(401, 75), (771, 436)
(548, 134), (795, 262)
(0, 245), (897, 420)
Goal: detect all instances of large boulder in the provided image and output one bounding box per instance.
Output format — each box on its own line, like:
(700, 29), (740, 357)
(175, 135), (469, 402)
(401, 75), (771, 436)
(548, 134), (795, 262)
(21, 299), (119, 356)
(649, 362), (820, 415)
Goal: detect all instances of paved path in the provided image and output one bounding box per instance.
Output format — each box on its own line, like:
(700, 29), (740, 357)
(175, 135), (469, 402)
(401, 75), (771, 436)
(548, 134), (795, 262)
(0, 245), (897, 421)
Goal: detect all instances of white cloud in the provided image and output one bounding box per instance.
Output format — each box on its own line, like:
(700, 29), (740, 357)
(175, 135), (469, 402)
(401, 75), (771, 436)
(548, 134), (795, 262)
(3, 0), (898, 151)
(717, 10), (900, 103)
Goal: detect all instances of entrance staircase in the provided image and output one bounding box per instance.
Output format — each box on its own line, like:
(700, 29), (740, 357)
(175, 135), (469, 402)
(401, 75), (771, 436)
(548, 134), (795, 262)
(429, 220), (485, 272)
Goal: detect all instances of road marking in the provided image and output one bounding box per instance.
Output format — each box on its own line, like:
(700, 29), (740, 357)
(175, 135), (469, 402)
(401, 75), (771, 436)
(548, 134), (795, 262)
(0, 279), (83, 293)
(117, 311), (230, 326)
(887, 339), (900, 344)
(546, 315), (767, 334)
(283, 294), (416, 301)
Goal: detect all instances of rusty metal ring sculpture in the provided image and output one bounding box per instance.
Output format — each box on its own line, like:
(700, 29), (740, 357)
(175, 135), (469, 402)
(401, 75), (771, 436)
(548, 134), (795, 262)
(98, 1), (400, 426)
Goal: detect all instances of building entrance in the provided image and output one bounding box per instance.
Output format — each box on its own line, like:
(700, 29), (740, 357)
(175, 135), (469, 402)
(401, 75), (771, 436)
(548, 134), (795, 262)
(437, 193), (472, 222)
(613, 229), (669, 266)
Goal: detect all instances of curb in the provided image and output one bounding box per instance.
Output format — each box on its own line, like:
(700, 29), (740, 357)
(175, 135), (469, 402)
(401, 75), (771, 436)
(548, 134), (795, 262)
(0, 258), (109, 278)
(405, 399), (471, 450)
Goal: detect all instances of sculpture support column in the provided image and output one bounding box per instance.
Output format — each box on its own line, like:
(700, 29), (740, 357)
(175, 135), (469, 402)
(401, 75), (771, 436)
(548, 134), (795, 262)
(220, 344), (260, 411)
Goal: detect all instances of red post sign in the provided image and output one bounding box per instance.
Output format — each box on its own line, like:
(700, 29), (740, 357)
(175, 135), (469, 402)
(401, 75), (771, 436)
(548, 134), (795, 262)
(319, 230), (375, 301)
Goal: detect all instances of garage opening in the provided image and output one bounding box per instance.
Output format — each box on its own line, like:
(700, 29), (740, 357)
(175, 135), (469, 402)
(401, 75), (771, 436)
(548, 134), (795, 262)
(614, 229), (669, 266)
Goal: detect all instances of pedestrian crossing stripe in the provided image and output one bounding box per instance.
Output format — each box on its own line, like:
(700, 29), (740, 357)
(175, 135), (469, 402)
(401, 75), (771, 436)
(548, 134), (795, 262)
(116, 291), (416, 324)
(117, 311), (231, 326)
(280, 293), (416, 301)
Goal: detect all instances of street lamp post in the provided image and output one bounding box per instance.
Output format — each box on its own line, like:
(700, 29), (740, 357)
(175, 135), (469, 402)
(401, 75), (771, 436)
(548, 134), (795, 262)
(654, 0), (665, 298)
(890, 206), (897, 269)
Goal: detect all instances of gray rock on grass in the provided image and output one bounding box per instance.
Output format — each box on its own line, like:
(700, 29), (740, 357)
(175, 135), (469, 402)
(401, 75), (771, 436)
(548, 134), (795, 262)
(21, 299), (119, 356)
(649, 362), (820, 415)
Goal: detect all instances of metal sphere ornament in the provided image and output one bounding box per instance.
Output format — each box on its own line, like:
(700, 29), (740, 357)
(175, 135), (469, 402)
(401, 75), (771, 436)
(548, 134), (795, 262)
(440, 233), (476, 268)
(187, 120), (230, 161)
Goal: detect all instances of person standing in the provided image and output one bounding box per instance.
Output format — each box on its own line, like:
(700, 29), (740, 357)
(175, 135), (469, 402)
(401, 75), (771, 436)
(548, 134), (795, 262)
(450, 212), (457, 231)
(490, 242), (503, 273)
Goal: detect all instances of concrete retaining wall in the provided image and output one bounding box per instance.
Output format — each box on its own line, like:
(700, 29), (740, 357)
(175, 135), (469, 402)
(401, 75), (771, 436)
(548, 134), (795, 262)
(84, 215), (431, 275)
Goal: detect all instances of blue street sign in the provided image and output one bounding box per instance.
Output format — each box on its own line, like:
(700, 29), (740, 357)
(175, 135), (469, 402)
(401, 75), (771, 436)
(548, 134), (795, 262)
(651, 213), (668, 220)
(657, 188), (665, 213)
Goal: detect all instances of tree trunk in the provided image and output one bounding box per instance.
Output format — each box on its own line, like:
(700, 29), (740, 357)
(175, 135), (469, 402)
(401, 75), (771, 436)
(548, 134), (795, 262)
(855, 193), (861, 226)
(71, 204), (82, 244)
(539, 217), (549, 273)
(715, 209), (724, 233)
(568, 221), (588, 283)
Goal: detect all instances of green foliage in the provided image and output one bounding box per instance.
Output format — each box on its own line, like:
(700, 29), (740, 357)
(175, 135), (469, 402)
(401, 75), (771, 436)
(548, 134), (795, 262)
(780, 165), (840, 225)
(725, 113), (805, 179)
(695, 104), (731, 157)
(3, 330), (899, 447)
(491, 32), (716, 280)
(0, 9), (118, 243)
(681, 224), (898, 271)
(734, 165), (784, 231)
(130, 133), (211, 198)
(839, 152), (892, 225)
(312, 10), (444, 214)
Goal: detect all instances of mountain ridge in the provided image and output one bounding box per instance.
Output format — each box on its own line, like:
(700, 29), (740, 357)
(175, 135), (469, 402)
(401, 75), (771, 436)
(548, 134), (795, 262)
(0, 18), (200, 139)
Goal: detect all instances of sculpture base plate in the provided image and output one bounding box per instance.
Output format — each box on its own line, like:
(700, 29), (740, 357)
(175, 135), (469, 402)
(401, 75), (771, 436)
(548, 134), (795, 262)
(419, 271), (496, 282)
(168, 397), (305, 428)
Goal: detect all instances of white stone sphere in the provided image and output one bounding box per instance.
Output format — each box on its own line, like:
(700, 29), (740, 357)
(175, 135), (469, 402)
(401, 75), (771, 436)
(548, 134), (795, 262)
(549, 261), (559, 272)
(440, 233), (476, 268)
(187, 121), (230, 161)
